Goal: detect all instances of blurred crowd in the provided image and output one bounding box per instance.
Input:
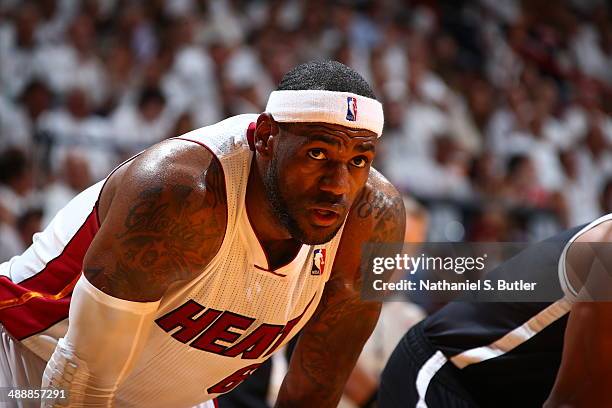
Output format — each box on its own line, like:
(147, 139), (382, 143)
(2, 0), (612, 262)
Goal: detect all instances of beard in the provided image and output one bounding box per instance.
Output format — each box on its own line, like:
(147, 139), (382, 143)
(263, 156), (343, 245)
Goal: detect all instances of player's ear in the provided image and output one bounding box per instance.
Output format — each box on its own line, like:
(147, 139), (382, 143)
(254, 113), (279, 158)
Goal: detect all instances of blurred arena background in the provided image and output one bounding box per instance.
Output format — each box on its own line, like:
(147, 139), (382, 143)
(1, 0), (612, 406)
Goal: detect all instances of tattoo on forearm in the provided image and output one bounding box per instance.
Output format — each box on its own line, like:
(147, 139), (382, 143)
(276, 279), (380, 407)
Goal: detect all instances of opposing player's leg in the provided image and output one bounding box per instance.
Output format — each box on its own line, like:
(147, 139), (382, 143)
(379, 322), (478, 408)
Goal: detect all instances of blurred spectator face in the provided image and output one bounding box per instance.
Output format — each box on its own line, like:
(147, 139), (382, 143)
(576, 78), (601, 111)
(434, 136), (458, 165)
(107, 44), (134, 77)
(69, 14), (95, 53)
(508, 20), (528, 49)
(470, 152), (499, 190)
(507, 85), (528, 109)
(332, 5), (353, 34)
(0, 203), (13, 226)
(508, 155), (537, 187)
(63, 152), (92, 192)
(21, 81), (51, 120)
(408, 59), (427, 97)
(0, 148), (33, 196)
(385, 100), (405, 131)
(601, 179), (612, 213)
(528, 101), (549, 136)
(39, 0), (57, 20)
(433, 33), (458, 65)
(469, 207), (509, 242)
(66, 88), (90, 119)
(468, 80), (494, 124)
(208, 42), (232, 68)
(536, 79), (559, 115)
(434, 136), (468, 173)
(559, 150), (578, 180)
(520, 63), (541, 93)
(173, 16), (196, 47)
(16, 5), (39, 48)
(586, 124), (608, 157)
(16, 209), (42, 248)
(138, 88), (165, 122)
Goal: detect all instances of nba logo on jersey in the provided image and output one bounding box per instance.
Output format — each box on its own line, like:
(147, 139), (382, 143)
(312, 248), (326, 275)
(346, 96), (357, 121)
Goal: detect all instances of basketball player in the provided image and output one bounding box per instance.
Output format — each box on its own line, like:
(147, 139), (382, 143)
(0, 61), (405, 407)
(379, 214), (612, 407)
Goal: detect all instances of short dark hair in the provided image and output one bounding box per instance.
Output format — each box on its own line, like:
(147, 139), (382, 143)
(277, 60), (376, 99)
(0, 148), (29, 185)
(138, 86), (165, 108)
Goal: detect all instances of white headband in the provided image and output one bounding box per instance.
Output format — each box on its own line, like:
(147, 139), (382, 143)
(265, 90), (384, 137)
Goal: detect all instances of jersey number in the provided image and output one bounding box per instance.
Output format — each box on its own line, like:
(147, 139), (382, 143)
(207, 363), (262, 394)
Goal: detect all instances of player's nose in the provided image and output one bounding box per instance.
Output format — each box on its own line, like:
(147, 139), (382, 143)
(319, 162), (351, 196)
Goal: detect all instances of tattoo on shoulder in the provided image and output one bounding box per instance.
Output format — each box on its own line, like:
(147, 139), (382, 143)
(87, 162), (227, 300)
(353, 187), (405, 243)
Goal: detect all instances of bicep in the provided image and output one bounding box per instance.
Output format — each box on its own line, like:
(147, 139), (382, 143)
(83, 144), (225, 301)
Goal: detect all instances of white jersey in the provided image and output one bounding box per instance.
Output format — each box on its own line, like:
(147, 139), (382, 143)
(0, 114), (346, 407)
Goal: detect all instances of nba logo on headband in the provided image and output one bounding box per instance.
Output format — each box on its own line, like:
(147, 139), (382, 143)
(265, 90), (383, 136)
(346, 96), (357, 121)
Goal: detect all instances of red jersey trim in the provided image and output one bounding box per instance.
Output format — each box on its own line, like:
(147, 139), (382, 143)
(0, 208), (99, 340)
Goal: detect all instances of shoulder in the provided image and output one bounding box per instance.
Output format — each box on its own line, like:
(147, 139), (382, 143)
(84, 139), (228, 301)
(330, 168), (405, 283)
(344, 167), (406, 244)
(98, 138), (227, 225)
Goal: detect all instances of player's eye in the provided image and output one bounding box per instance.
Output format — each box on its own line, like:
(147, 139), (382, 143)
(350, 156), (368, 168)
(308, 149), (327, 160)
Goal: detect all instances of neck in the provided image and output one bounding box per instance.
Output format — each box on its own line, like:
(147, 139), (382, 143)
(245, 157), (302, 269)
(249, 156), (302, 241)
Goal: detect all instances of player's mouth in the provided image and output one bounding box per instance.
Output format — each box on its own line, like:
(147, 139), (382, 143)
(309, 206), (342, 227)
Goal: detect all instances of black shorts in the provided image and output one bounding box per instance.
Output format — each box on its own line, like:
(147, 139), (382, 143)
(379, 321), (479, 408)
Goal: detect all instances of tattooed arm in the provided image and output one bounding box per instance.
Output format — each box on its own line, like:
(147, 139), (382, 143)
(84, 139), (227, 300)
(275, 169), (406, 408)
(41, 140), (227, 406)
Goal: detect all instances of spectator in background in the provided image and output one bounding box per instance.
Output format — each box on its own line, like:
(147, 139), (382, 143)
(0, 148), (38, 263)
(15, 207), (42, 249)
(0, 148), (36, 220)
(576, 120), (612, 193)
(600, 178), (612, 214)
(36, 13), (107, 108)
(0, 3), (41, 98)
(38, 86), (114, 180)
(42, 150), (92, 227)
(559, 148), (600, 226)
(400, 134), (472, 200)
(502, 154), (550, 208)
(111, 86), (177, 158)
(0, 202), (23, 262)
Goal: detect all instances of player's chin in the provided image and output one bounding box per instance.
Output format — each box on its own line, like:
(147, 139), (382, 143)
(298, 212), (343, 244)
(299, 229), (339, 245)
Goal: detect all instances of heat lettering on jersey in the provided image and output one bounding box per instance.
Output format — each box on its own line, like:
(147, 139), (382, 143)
(155, 295), (315, 360)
